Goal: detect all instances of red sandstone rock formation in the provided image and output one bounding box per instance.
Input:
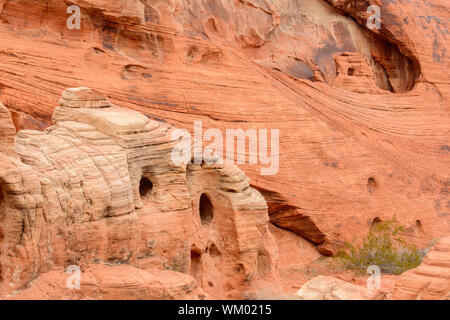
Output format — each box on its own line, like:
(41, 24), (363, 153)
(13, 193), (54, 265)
(0, 88), (279, 299)
(0, 0), (448, 299)
(390, 236), (450, 300)
(296, 275), (386, 300)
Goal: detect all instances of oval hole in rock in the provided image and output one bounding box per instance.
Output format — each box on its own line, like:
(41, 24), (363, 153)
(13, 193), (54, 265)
(367, 177), (376, 193)
(199, 193), (214, 226)
(139, 177), (153, 200)
(348, 67), (355, 76)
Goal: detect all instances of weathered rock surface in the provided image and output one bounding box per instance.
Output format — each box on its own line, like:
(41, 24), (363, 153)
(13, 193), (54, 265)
(9, 264), (207, 300)
(295, 237), (450, 300)
(0, 0), (447, 255)
(296, 275), (385, 300)
(0, 101), (16, 157)
(390, 236), (450, 300)
(268, 223), (323, 293)
(0, 88), (279, 299)
(0, 0), (448, 299)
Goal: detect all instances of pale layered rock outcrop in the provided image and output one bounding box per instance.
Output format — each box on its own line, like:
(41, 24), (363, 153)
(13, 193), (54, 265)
(0, 88), (279, 299)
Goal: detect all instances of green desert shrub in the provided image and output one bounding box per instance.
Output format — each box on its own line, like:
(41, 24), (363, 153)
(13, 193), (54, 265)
(334, 217), (427, 275)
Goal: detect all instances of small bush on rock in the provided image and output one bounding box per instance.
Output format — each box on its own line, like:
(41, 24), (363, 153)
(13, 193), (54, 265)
(334, 218), (427, 275)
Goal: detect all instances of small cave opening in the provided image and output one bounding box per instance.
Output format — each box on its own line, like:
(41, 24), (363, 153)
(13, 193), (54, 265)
(190, 250), (202, 284)
(347, 67), (355, 76)
(199, 193), (214, 226)
(0, 187), (4, 234)
(139, 176), (153, 201)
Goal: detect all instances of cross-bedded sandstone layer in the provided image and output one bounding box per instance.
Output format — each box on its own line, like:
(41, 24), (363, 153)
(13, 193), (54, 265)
(0, 87), (278, 299)
(390, 236), (450, 300)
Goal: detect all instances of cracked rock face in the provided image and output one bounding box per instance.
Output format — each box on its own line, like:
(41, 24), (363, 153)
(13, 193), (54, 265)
(0, 89), (278, 299)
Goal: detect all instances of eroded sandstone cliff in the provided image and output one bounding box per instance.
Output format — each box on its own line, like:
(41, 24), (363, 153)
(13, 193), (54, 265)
(0, 0), (448, 299)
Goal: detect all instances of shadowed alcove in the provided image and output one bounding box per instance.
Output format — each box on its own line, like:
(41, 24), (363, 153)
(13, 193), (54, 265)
(199, 193), (214, 226)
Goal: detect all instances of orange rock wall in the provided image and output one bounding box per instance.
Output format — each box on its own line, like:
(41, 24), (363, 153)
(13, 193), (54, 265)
(0, 0), (448, 286)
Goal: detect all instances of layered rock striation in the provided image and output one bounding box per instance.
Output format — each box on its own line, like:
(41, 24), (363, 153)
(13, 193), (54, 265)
(390, 236), (450, 300)
(0, 87), (278, 299)
(0, 0), (447, 255)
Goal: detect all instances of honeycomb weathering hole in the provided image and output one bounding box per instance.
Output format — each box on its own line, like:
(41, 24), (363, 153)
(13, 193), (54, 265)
(367, 177), (376, 193)
(257, 250), (271, 278)
(199, 193), (214, 226)
(416, 220), (424, 231)
(139, 177), (153, 200)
